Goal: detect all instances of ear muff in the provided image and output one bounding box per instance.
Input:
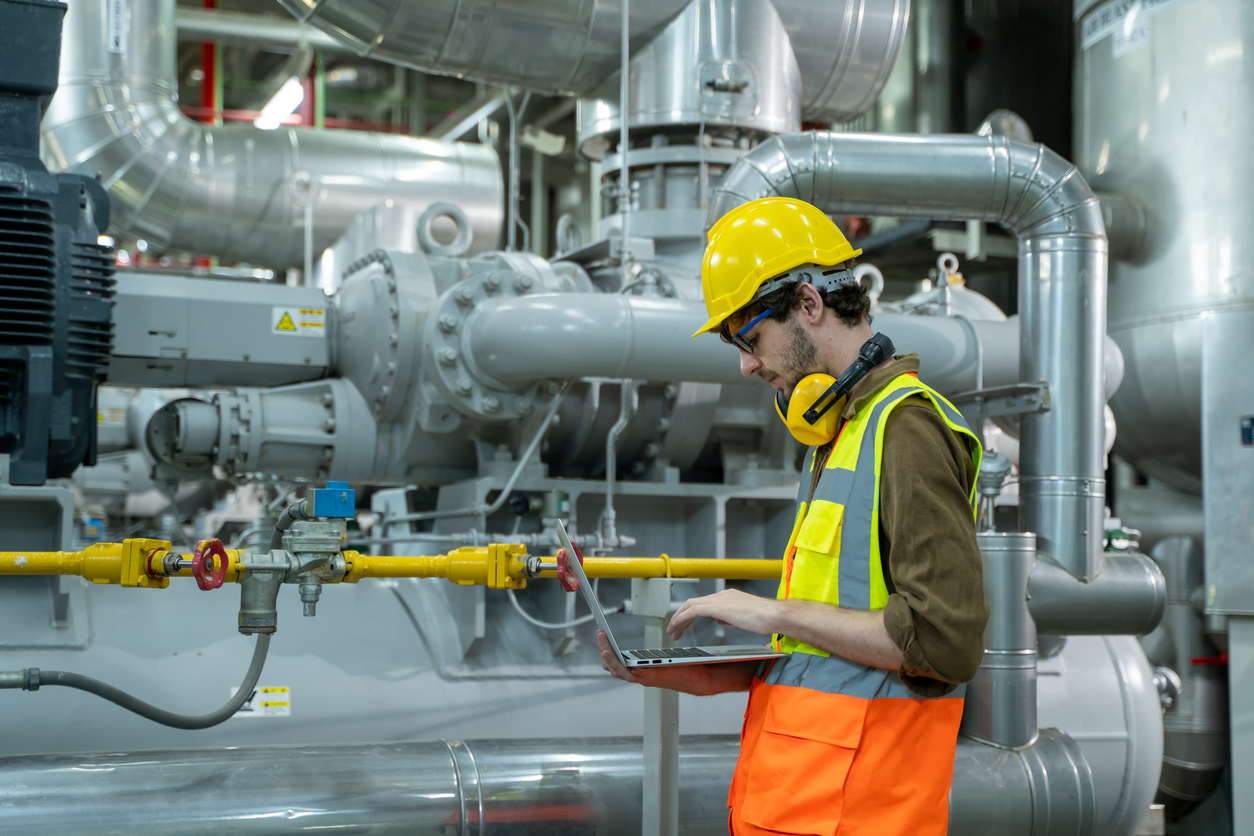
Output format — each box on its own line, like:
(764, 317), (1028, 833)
(772, 332), (898, 447)
(775, 374), (845, 446)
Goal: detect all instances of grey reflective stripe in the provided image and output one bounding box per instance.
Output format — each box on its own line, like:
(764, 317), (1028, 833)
(809, 387), (919, 610)
(764, 651), (966, 701)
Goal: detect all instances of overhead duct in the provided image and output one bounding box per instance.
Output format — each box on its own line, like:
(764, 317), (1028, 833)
(709, 132), (1109, 581)
(275, 0), (909, 124)
(40, 0), (503, 269)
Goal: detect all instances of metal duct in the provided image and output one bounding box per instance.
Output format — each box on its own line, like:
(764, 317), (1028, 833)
(466, 293), (1020, 392)
(709, 132), (1108, 580)
(0, 731), (1102, 835)
(41, 0), (503, 269)
(1029, 553), (1166, 636)
(950, 730), (1097, 836)
(275, 0), (909, 124)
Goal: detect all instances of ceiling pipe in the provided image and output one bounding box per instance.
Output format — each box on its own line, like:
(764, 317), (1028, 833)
(41, 0), (503, 269)
(176, 7), (349, 53)
(274, 0), (909, 124)
(708, 131), (1109, 582)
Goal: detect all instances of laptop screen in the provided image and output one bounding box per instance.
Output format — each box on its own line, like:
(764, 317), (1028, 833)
(554, 519), (625, 658)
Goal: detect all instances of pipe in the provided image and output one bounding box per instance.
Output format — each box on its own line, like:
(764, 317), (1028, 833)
(176, 7), (348, 52)
(467, 293), (1020, 392)
(0, 731), (1097, 836)
(0, 737), (741, 836)
(1148, 537), (1228, 817)
(41, 0), (503, 269)
(949, 730), (1097, 836)
(961, 532), (1037, 750)
(1028, 553), (1166, 636)
(274, 0), (908, 123)
(602, 380), (634, 550)
(709, 132), (1108, 581)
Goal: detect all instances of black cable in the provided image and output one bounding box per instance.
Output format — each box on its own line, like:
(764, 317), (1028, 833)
(269, 501), (309, 552)
(17, 634), (271, 729)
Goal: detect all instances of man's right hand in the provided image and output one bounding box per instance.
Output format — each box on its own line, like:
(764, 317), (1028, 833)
(597, 631), (757, 696)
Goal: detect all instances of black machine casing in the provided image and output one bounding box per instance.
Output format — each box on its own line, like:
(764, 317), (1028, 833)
(0, 0), (114, 485)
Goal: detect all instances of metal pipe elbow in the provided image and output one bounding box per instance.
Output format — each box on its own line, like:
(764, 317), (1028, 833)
(1029, 553), (1166, 636)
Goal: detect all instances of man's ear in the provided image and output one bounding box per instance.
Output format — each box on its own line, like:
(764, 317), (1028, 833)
(797, 282), (826, 326)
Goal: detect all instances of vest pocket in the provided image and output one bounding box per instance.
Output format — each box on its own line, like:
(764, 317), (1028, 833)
(738, 684), (868, 834)
(794, 500), (843, 555)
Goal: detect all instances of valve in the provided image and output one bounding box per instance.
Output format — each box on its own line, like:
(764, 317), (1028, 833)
(556, 542), (583, 592)
(192, 539), (228, 591)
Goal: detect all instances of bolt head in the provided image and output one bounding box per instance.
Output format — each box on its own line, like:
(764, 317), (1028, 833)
(439, 347), (459, 365)
(516, 399), (533, 414)
(483, 396), (501, 412)
(439, 314), (459, 332)
(484, 274), (502, 290)
(457, 286), (476, 303)
(456, 379), (473, 395)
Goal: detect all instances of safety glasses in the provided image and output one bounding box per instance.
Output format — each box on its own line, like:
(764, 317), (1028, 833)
(730, 308), (773, 354)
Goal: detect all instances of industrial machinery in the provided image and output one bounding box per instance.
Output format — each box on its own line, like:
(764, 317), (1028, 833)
(0, 0), (1234, 833)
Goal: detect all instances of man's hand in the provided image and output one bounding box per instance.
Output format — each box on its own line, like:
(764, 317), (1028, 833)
(668, 589), (782, 641)
(597, 631), (755, 696)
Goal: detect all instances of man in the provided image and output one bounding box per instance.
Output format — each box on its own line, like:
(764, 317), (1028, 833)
(597, 197), (989, 835)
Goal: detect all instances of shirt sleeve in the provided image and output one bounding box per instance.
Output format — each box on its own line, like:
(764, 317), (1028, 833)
(878, 400), (989, 698)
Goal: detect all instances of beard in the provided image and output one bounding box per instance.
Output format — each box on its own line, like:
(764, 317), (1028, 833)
(771, 319), (821, 397)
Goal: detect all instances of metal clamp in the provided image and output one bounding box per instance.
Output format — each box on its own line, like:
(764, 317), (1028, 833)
(950, 382), (1050, 417)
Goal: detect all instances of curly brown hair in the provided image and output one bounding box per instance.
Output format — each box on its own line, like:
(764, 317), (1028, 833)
(717, 259), (871, 345)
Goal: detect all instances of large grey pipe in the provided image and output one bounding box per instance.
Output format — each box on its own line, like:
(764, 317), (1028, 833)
(709, 132), (1108, 580)
(467, 293), (1020, 393)
(1029, 553), (1166, 636)
(274, 0), (909, 124)
(41, 0), (503, 269)
(0, 732), (1095, 835)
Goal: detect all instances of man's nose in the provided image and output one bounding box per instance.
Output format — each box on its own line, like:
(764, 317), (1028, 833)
(739, 349), (762, 377)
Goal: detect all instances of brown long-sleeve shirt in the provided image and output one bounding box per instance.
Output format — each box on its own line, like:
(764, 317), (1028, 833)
(810, 354), (988, 697)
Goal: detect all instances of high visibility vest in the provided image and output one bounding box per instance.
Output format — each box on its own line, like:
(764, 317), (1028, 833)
(729, 373), (981, 836)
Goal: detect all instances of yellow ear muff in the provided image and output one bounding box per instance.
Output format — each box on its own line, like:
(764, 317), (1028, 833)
(774, 373), (845, 447)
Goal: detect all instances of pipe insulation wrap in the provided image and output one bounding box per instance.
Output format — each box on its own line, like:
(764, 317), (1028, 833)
(709, 131), (1109, 581)
(274, 0), (910, 124)
(0, 732), (1103, 835)
(41, 0), (503, 269)
(466, 293), (1020, 392)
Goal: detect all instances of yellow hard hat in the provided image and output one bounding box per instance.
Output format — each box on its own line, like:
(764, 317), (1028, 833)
(692, 197), (862, 337)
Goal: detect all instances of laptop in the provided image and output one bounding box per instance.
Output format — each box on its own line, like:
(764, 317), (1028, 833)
(554, 519), (787, 668)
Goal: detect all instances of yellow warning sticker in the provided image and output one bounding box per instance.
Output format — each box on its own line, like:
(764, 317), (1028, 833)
(97, 406), (126, 426)
(272, 306), (324, 335)
(230, 685), (291, 718)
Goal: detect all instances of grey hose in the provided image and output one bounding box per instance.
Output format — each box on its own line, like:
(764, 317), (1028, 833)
(4, 635), (271, 729)
(270, 501), (311, 551)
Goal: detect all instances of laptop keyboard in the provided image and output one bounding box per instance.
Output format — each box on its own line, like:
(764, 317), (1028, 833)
(629, 647), (715, 659)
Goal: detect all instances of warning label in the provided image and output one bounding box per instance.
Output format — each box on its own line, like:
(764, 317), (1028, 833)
(272, 306), (325, 336)
(230, 685), (291, 718)
(97, 406), (127, 427)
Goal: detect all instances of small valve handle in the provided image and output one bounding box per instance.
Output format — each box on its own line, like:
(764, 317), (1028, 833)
(192, 539), (228, 591)
(556, 542), (584, 593)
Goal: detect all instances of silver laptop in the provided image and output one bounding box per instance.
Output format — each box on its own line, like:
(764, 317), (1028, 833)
(555, 520), (786, 668)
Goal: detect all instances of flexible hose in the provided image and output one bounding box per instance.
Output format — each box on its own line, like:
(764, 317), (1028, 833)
(16, 635), (271, 729)
(270, 502), (309, 551)
(506, 583), (622, 630)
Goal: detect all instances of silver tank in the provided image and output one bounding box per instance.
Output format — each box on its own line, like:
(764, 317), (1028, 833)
(1074, 0), (1254, 493)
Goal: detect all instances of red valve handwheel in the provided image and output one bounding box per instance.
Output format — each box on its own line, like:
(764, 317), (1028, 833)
(556, 542), (584, 593)
(192, 539), (228, 591)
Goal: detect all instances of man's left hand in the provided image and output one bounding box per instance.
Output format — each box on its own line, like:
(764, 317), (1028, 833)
(668, 589), (781, 641)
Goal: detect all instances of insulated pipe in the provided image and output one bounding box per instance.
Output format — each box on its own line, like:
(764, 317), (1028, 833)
(710, 132), (1109, 580)
(961, 532), (1038, 750)
(274, 0), (909, 123)
(0, 737), (741, 836)
(176, 7), (349, 52)
(466, 293), (1020, 393)
(1028, 553), (1166, 636)
(0, 732), (1097, 836)
(949, 730), (1097, 836)
(41, 0), (503, 269)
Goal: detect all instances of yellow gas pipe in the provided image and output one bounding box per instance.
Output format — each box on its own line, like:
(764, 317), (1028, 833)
(0, 540), (782, 590)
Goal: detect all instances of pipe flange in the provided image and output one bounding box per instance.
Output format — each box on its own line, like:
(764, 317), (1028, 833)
(424, 270), (544, 422)
(338, 250), (406, 419)
(416, 203), (473, 258)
